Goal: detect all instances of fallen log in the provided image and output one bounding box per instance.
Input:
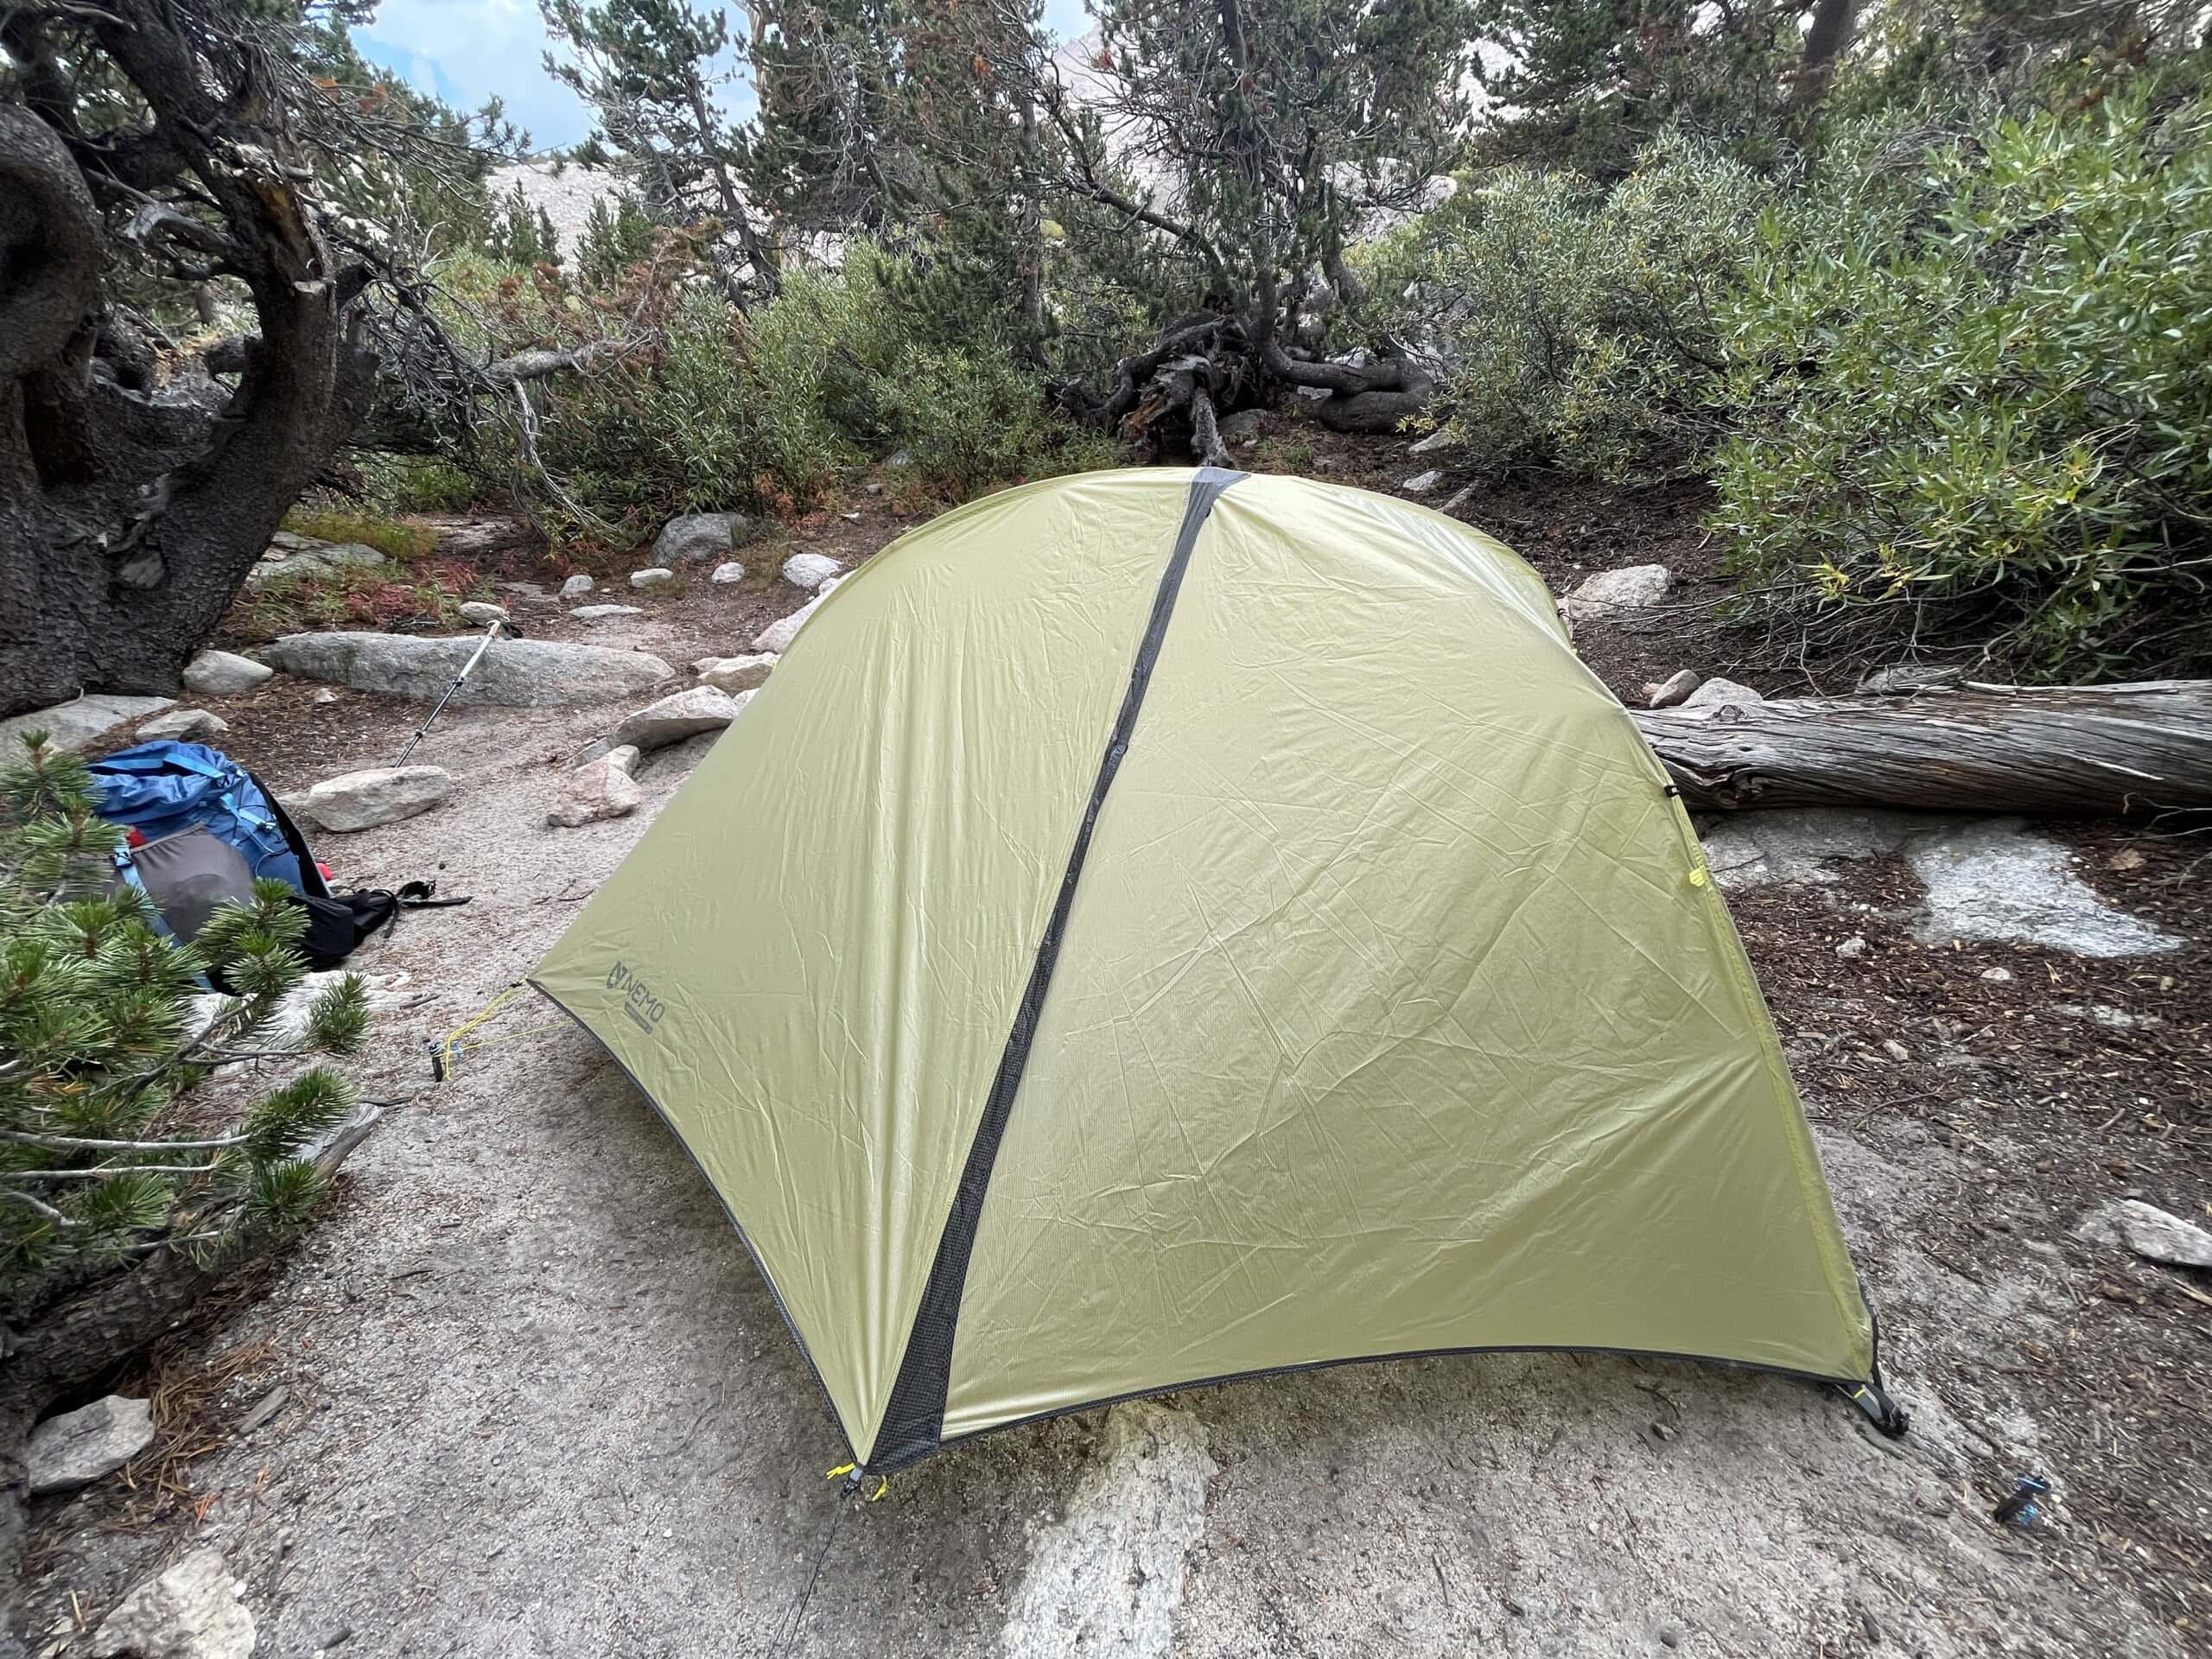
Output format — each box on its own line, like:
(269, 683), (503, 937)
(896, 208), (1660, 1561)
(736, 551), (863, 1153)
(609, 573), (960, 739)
(1632, 680), (2212, 815)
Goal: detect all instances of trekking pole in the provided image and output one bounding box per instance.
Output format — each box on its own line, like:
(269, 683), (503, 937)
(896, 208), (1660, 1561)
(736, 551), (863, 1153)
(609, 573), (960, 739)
(395, 617), (522, 767)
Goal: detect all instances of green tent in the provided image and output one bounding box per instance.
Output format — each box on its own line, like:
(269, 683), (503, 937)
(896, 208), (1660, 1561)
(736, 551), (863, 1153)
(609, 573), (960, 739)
(533, 467), (1904, 1471)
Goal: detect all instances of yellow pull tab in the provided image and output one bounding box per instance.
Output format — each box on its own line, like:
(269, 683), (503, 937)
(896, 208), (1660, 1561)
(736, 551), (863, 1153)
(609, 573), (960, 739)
(868, 1476), (890, 1502)
(824, 1462), (855, 1481)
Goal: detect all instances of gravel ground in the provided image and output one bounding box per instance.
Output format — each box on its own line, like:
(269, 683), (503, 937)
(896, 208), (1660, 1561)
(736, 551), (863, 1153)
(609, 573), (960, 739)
(19, 442), (2208, 1658)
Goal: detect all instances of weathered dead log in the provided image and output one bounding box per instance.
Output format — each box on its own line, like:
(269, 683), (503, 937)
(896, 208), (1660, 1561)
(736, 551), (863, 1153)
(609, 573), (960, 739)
(1634, 680), (2212, 815)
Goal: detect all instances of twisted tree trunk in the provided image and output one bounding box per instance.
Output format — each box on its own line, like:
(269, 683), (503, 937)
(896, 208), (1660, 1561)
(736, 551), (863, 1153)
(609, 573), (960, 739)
(0, 4), (378, 719)
(1634, 680), (2212, 815)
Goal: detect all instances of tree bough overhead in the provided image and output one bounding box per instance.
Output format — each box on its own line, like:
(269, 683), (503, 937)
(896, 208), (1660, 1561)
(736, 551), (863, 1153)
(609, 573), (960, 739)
(0, 0), (535, 720)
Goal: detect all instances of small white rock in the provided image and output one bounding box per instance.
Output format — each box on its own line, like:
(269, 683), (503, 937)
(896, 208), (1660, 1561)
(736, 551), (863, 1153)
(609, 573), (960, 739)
(1401, 469), (1443, 493)
(548, 745), (645, 829)
(138, 708), (231, 741)
(312, 689), (340, 706)
(782, 552), (842, 591)
(1835, 937), (1867, 959)
(1408, 426), (1456, 455)
(560, 574), (595, 599)
(1682, 677), (1765, 709)
(1880, 1039), (1910, 1063)
(697, 653), (776, 694)
(710, 561), (747, 585)
(630, 568), (677, 590)
(181, 650), (273, 697)
(1560, 564), (1672, 624)
(1646, 670), (1701, 709)
(457, 601), (510, 625)
(1980, 966), (2014, 983)
(571, 604), (644, 620)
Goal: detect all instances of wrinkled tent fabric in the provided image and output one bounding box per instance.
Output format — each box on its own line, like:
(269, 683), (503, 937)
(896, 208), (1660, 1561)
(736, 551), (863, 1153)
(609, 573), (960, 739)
(531, 467), (1897, 1471)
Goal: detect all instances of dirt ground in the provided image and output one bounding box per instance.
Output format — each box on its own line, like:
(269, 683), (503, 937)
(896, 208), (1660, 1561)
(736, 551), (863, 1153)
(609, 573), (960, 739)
(21, 420), (2209, 1658)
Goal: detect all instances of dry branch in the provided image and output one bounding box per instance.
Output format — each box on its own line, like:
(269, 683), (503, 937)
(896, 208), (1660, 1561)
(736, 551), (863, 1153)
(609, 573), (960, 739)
(1634, 680), (2212, 815)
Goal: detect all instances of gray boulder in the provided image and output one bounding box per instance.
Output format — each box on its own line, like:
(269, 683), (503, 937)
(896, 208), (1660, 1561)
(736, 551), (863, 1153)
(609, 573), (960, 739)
(697, 653), (776, 694)
(1645, 671), (1701, 709)
(289, 766), (453, 833)
(139, 708), (231, 741)
(571, 604), (644, 621)
(0, 694), (175, 754)
(28, 1395), (155, 1495)
(1217, 409), (1264, 441)
(652, 512), (750, 564)
(2081, 1200), (2212, 1268)
(560, 573), (595, 599)
(1910, 819), (2182, 957)
(710, 561), (747, 585)
(457, 601), (510, 626)
(753, 593), (828, 655)
(549, 745), (644, 829)
(602, 686), (747, 755)
(630, 567), (676, 589)
(261, 632), (671, 705)
(1408, 426), (1456, 455)
(1401, 469), (1443, 493)
(90, 1548), (255, 1659)
(181, 650), (273, 696)
(243, 540), (385, 590)
(782, 552), (842, 591)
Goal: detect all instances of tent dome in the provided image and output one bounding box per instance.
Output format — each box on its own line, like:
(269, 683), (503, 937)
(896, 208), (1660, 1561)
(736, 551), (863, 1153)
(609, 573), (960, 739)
(533, 467), (1899, 1470)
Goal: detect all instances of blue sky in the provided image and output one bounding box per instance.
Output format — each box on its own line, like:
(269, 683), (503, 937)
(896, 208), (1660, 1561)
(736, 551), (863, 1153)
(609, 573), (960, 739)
(356, 1), (1090, 153)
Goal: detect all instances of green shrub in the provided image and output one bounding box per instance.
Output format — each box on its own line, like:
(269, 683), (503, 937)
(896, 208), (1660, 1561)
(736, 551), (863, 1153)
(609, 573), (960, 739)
(1710, 90), (2212, 675)
(372, 455), (481, 514)
(883, 349), (1121, 504)
(281, 506), (438, 562)
(1367, 135), (1771, 479)
(490, 240), (1112, 533)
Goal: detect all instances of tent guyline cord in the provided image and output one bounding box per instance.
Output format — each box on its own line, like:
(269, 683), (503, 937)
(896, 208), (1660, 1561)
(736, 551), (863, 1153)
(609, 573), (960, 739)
(768, 1467), (884, 1659)
(428, 980), (569, 1082)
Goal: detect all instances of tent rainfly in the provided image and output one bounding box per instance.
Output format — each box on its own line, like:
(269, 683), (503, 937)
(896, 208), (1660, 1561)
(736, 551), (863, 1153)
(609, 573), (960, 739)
(532, 467), (1907, 1471)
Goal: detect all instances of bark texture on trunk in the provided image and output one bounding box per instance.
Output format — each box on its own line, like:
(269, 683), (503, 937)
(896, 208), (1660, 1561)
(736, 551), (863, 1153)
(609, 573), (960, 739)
(1634, 681), (2212, 815)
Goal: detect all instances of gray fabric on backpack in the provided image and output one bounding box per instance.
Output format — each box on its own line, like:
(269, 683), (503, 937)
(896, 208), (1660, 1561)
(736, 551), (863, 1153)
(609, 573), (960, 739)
(119, 824), (257, 944)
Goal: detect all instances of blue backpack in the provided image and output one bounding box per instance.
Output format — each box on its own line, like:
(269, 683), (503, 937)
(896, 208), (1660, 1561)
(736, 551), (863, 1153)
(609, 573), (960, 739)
(89, 741), (326, 906)
(90, 741), (464, 970)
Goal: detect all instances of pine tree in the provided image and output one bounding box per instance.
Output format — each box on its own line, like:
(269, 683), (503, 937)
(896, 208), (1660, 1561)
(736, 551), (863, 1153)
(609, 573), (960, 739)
(540, 0), (781, 299)
(1, 736), (374, 1294)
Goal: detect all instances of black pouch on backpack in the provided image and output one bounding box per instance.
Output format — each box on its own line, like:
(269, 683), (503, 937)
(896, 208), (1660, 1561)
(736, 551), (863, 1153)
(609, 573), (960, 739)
(297, 883), (463, 970)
